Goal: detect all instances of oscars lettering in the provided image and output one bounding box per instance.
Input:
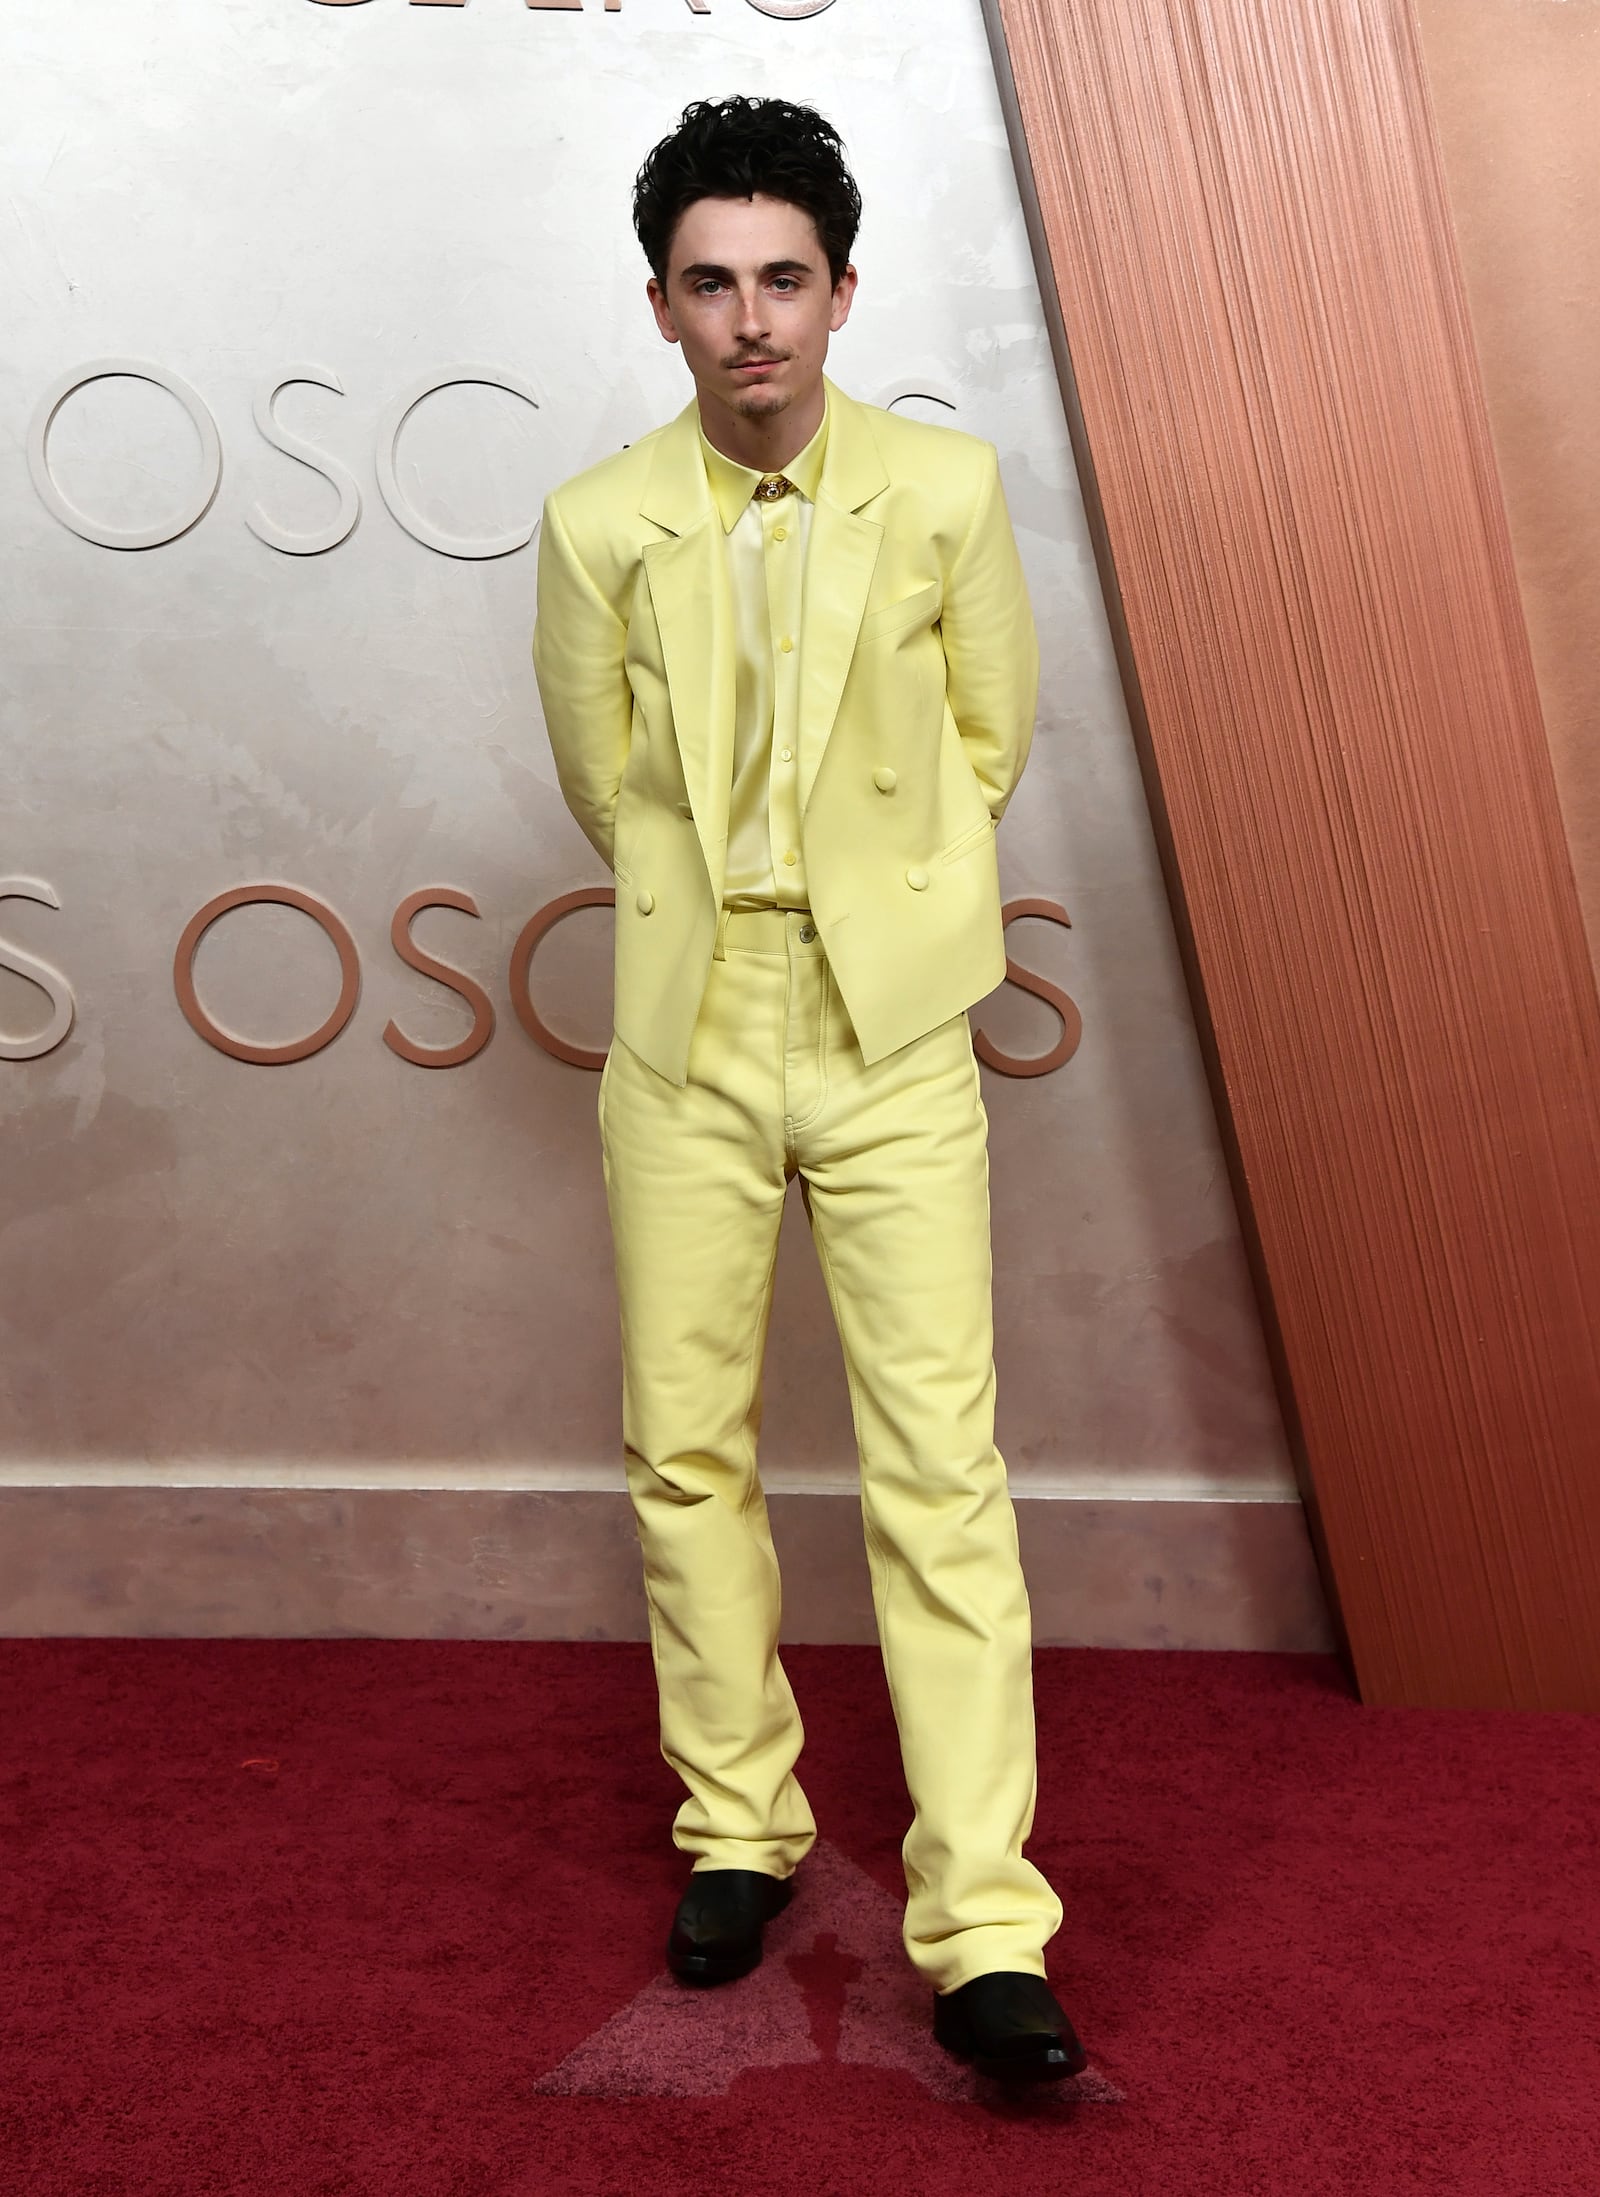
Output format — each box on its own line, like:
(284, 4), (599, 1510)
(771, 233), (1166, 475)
(28, 366), (939, 559)
(27, 361), (545, 560)
(2, 882), (1076, 1077)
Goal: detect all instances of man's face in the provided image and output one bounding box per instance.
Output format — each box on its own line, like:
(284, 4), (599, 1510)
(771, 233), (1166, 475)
(646, 192), (856, 429)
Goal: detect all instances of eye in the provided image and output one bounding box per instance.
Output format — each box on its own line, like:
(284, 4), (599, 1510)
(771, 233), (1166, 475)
(771, 277), (798, 293)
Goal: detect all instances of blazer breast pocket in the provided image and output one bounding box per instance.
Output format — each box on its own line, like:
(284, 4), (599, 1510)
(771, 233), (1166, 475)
(855, 580), (942, 647)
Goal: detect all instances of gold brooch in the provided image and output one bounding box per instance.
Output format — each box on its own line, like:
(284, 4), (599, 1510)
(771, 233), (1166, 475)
(753, 474), (797, 502)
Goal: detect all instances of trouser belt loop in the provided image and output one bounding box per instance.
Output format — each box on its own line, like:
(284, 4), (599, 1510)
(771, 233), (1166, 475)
(713, 905), (730, 962)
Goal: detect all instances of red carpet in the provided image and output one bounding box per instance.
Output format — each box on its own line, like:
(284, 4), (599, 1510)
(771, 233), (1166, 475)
(3, 1640), (1596, 2195)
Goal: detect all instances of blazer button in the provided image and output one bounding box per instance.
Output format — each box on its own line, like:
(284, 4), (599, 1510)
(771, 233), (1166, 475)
(677, 800), (693, 819)
(905, 866), (929, 892)
(636, 888), (655, 915)
(873, 767), (898, 793)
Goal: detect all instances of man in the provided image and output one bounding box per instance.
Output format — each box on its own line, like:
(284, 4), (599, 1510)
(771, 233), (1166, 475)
(532, 94), (1086, 2085)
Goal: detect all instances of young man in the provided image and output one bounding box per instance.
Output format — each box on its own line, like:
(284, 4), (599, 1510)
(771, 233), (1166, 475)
(532, 95), (1086, 2085)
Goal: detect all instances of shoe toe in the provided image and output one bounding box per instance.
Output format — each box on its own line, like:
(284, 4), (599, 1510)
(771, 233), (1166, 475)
(666, 1869), (793, 1982)
(933, 1971), (1089, 2080)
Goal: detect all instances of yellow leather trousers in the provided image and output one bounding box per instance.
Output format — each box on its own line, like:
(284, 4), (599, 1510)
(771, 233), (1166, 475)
(597, 905), (1063, 1992)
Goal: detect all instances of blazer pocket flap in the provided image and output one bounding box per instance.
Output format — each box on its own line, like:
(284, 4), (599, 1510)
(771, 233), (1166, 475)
(940, 814), (998, 864)
(856, 580), (942, 645)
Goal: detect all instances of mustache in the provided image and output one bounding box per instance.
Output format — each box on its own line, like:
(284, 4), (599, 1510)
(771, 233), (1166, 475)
(723, 349), (791, 368)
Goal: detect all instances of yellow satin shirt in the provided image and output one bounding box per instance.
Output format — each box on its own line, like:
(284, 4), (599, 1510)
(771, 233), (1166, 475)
(697, 397), (830, 910)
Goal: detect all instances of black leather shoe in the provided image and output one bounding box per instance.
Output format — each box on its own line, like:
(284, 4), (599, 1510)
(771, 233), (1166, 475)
(933, 1971), (1089, 2083)
(666, 1868), (794, 1985)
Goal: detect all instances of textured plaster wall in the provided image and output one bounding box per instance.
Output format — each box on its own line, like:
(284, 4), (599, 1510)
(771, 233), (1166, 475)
(0, 0), (1296, 1504)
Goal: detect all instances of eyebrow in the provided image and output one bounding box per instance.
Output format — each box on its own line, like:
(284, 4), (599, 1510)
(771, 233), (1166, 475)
(677, 258), (816, 284)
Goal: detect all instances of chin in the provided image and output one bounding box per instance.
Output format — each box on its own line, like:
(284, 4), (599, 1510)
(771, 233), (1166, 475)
(731, 384), (792, 421)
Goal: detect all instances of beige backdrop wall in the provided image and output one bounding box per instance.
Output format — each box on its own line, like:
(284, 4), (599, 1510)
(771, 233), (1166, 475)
(0, 0), (1330, 1648)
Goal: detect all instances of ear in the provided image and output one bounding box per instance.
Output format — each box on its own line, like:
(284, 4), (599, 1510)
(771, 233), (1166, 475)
(829, 263), (859, 336)
(647, 275), (681, 347)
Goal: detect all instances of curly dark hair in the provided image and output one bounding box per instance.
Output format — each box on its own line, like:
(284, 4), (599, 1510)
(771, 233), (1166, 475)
(633, 95), (862, 288)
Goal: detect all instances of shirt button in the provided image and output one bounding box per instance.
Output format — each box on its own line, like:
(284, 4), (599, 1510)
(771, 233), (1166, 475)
(873, 767), (898, 793)
(636, 888), (655, 915)
(780, 747), (793, 763)
(779, 636), (794, 654)
(783, 849), (799, 867)
(906, 867), (929, 892)
(773, 527), (788, 542)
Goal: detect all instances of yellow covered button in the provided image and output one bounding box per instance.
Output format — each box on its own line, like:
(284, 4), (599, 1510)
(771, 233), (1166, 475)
(873, 767), (898, 793)
(636, 888), (655, 915)
(906, 867), (929, 892)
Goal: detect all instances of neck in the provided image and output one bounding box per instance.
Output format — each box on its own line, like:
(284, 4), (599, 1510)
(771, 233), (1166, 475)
(696, 377), (826, 473)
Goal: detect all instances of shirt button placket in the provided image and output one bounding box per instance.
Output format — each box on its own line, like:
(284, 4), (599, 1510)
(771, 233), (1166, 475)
(771, 495), (797, 904)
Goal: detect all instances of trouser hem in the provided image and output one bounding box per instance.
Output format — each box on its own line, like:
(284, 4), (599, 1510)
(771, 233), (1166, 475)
(688, 1855), (800, 1881)
(928, 1947), (1052, 1995)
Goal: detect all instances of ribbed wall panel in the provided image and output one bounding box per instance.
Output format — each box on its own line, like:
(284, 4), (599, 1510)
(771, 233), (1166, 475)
(984, 0), (1600, 1706)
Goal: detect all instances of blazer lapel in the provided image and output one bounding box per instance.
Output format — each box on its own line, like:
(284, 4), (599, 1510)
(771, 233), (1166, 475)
(640, 402), (736, 892)
(635, 379), (891, 873)
(797, 378), (889, 813)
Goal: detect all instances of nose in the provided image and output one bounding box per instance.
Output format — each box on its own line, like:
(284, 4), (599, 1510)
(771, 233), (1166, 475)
(734, 281), (769, 343)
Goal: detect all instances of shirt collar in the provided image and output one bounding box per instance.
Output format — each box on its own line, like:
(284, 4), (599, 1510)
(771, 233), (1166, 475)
(698, 395), (830, 533)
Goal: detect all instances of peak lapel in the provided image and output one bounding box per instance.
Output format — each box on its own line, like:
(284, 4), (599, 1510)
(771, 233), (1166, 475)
(798, 380), (889, 814)
(639, 401), (735, 892)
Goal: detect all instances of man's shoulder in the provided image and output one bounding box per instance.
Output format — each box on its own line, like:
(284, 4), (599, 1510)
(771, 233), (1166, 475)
(543, 417), (670, 532)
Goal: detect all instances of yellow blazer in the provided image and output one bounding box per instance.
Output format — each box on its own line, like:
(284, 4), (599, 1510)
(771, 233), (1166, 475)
(531, 374), (1039, 1086)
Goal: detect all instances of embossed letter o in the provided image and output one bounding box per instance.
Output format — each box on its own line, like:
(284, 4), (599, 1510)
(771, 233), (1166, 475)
(174, 885), (361, 1064)
(28, 358), (223, 551)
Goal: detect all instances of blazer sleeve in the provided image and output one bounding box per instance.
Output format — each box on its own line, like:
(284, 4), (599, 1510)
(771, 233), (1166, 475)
(531, 490), (632, 871)
(939, 443), (1040, 820)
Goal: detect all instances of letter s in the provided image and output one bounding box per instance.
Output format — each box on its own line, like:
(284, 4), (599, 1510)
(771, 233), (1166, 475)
(972, 898), (1080, 1077)
(383, 889), (496, 1067)
(0, 879), (76, 1061)
(247, 367), (362, 556)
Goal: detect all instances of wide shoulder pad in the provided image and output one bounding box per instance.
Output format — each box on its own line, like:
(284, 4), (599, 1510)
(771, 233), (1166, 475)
(543, 418), (667, 532)
(538, 416), (676, 615)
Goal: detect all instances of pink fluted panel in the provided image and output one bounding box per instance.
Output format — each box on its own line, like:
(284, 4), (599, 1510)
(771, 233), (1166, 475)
(984, 0), (1600, 1707)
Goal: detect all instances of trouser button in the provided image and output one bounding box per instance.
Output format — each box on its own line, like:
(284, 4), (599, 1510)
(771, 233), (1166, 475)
(798, 923), (817, 944)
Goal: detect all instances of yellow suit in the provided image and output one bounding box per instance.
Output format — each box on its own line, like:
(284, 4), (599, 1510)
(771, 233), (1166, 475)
(532, 374), (1039, 1085)
(532, 376), (1063, 1994)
